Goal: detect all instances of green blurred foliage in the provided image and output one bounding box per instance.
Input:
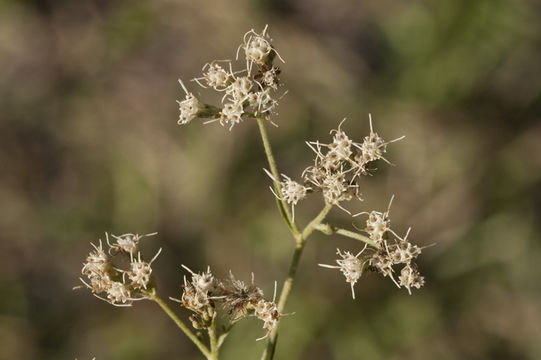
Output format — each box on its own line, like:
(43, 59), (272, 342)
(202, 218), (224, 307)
(1, 0), (540, 359)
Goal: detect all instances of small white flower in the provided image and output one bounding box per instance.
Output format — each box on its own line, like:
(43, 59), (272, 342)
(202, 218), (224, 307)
(398, 265), (425, 295)
(107, 281), (132, 305)
(237, 25), (284, 73)
(253, 89), (278, 115)
(262, 67), (279, 89)
(263, 169), (310, 222)
(354, 114), (405, 167)
(254, 299), (280, 338)
(106, 232), (157, 256)
(328, 119), (353, 161)
(225, 76), (253, 102)
(319, 248), (366, 299)
(82, 240), (108, 277)
(219, 101), (244, 130)
(193, 61), (230, 90)
(127, 248), (162, 289)
(354, 196), (395, 243)
(177, 79), (201, 125)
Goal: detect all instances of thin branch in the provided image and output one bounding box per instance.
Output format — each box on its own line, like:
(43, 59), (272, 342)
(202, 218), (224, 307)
(148, 291), (211, 358)
(261, 203), (333, 360)
(314, 223), (379, 248)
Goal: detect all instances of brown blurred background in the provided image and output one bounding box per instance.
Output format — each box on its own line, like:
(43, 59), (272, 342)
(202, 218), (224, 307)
(1, 0), (541, 359)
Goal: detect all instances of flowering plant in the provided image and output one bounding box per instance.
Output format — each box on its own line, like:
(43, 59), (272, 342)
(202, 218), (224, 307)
(76, 25), (426, 360)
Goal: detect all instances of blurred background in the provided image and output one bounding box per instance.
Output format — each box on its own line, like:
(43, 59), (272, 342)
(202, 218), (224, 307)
(1, 0), (541, 359)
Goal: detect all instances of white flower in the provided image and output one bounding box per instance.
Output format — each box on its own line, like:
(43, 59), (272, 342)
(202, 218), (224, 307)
(127, 248), (162, 289)
(107, 281), (132, 305)
(106, 232), (157, 256)
(225, 76), (253, 102)
(82, 240), (108, 277)
(194, 61), (230, 90)
(219, 101), (244, 130)
(237, 25), (284, 73)
(319, 249), (366, 299)
(398, 265), (425, 295)
(177, 79), (201, 125)
(263, 169), (310, 222)
(354, 114), (405, 167)
(354, 196), (395, 243)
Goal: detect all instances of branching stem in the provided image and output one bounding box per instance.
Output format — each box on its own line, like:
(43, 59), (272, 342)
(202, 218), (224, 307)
(149, 291), (212, 359)
(315, 223), (379, 248)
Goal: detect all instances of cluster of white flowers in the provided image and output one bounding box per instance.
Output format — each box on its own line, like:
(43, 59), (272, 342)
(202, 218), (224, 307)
(303, 117), (404, 212)
(263, 116), (403, 216)
(320, 199), (425, 296)
(174, 267), (280, 339)
(369, 227), (424, 294)
(78, 233), (160, 306)
(177, 25), (285, 130)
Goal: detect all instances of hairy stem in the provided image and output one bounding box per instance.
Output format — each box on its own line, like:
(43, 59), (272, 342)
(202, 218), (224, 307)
(255, 116), (300, 237)
(261, 203), (333, 360)
(315, 223), (379, 248)
(149, 291), (211, 358)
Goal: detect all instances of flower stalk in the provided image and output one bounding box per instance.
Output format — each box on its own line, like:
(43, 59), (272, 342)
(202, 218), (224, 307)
(149, 291), (212, 358)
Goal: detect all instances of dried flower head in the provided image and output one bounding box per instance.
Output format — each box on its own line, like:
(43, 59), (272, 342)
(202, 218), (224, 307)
(193, 61), (231, 90)
(174, 266), (281, 339)
(264, 169), (310, 221)
(354, 196), (395, 244)
(106, 232), (157, 256)
(237, 25), (284, 73)
(77, 232), (160, 306)
(177, 80), (201, 125)
(355, 114), (405, 167)
(219, 101), (245, 130)
(127, 248), (162, 289)
(319, 248), (366, 299)
(303, 117), (403, 213)
(81, 240), (109, 277)
(398, 264), (425, 295)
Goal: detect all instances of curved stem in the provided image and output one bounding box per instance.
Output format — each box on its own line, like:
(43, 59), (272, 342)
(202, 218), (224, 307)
(261, 203), (333, 360)
(149, 291), (211, 358)
(255, 116), (300, 237)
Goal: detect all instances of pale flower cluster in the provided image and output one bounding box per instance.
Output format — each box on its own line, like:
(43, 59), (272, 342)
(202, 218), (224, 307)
(263, 116), (404, 216)
(177, 25), (285, 130)
(174, 267), (281, 340)
(303, 117), (404, 212)
(78, 233), (160, 306)
(320, 198), (425, 296)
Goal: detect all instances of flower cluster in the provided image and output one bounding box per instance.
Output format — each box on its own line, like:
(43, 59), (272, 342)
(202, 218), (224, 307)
(177, 25), (285, 130)
(78, 233), (161, 306)
(264, 116), (404, 215)
(303, 117), (404, 212)
(319, 198), (425, 296)
(174, 266), (280, 340)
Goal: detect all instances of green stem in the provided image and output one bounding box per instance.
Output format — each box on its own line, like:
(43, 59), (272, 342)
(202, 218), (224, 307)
(208, 310), (219, 360)
(314, 223), (379, 248)
(261, 203), (333, 360)
(255, 116), (300, 237)
(149, 291), (211, 358)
